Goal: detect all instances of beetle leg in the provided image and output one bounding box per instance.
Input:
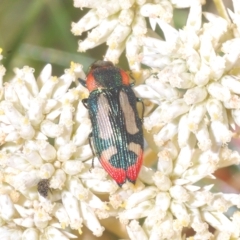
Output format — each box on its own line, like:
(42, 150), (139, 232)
(82, 98), (88, 109)
(88, 133), (96, 171)
(78, 78), (86, 87)
(136, 98), (144, 122)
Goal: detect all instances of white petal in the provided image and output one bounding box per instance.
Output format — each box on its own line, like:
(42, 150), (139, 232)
(73, 145), (92, 161)
(156, 18), (178, 43)
(4, 82), (19, 103)
(52, 74), (74, 99)
(57, 142), (76, 162)
(178, 114), (191, 147)
(41, 120), (64, 138)
(187, 101), (206, 132)
(96, 0), (120, 19)
(132, 14), (147, 38)
(0, 194), (15, 220)
(152, 172), (172, 191)
(38, 76), (58, 99)
(44, 226), (73, 240)
(119, 200), (154, 220)
(133, 85), (162, 103)
(222, 38), (240, 71)
(22, 228), (40, 239)
(207, 82), (231, 102)
(221, 75), (240, 94)
(138, 166), (155, 185)
(184, 86), (207, 105)
(170, 201), (190, 227)
(53, 203), (70, 229)
(186, 0), (202, 31)
(210, 121), (232, 145)
(232, 109), (240, 126)
(80, 201), (104, 237)
(154, 120), (178, 146)
(37, 140), (56, 162)
(119, 9), (134, 26)
(73, 0), (95, 8)
(62, 191), (83, 231)
(71, 9), (100, 36)
(107, 24), (131, 49)
(0, 226), (23, 239)
(62, 160), (84, 175)
(104, 43), (125, 64)
(50, 169), (66, 190)
(206, 99), (224, 122)
(78, 17), (118, 51)
(169, 185), (189, 202)
(37, 64), (52, 89)
(13, 77), (33, 110)
(145, 76), (180, 101)
(14, 217), (34, 228)
(173, 143), (194, 176)
(125, 186), (158, 209)
(232, 0), (240, 15)
(163, 99), (190, 123)
(39, 163), (55, 179)
(126, 220), (148, 240)
(196, 120), (212, 151)
(119, 0), (135, 9)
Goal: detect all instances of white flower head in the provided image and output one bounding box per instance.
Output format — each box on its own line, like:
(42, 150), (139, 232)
(0, 62), (113, 238)
(71, 0), (191, 70)
(129, 0), (240, 238)
(137, 0), (240, 150)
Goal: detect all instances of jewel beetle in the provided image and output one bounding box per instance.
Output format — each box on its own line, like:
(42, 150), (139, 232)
(80, 60), (143, 186)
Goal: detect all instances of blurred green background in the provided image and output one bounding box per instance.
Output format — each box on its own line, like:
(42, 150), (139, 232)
(0, 0), (96, 79)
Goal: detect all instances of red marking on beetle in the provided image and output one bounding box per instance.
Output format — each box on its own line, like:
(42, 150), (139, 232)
(86, 72), (98, 92)
(100, 150), (143, 185)
(126, 151), (143, 182)
(101, 157), (127, 185)
(119, 69), (130, 86)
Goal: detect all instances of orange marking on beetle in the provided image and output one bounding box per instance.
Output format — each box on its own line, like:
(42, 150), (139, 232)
(119, 70), (130, 86)
(86, 72), (98, 91)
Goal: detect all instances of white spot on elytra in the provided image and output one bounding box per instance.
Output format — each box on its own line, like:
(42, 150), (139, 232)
(128, 142), (141, 156)
(119, 91), (139, 135)
(101, 146), (117, 163)
(97, 94), (113, 139)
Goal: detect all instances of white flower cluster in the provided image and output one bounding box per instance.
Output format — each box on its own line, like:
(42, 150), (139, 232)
(71, 0), (192, 70)
(1, 0), (240, 239)
(136, 0), (240, 157)
(127, 0), (240, 238)
(0, 63), (114, 238)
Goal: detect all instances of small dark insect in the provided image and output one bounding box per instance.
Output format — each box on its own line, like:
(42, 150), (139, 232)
(37, 179), (50, 198)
